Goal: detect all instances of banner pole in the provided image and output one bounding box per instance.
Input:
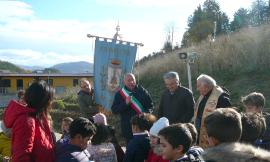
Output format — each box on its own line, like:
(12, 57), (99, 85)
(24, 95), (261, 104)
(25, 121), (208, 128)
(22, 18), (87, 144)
(87, 34), (144, 47)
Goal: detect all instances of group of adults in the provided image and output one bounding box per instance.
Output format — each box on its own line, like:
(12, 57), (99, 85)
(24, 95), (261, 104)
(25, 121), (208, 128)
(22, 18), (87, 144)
(111, 72), (232, 147)
(77, 71), (269, 149)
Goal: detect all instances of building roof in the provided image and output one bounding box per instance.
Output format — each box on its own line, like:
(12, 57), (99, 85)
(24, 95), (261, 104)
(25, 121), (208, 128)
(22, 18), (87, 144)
(0, 73), (94, 77)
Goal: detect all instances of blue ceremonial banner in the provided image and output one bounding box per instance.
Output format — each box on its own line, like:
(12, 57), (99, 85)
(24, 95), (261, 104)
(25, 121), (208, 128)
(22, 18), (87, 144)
(94, 38), (138, 110)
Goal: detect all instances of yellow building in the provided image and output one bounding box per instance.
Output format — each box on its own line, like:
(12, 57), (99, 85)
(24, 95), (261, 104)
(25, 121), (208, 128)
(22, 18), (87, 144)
(0, 73), (93, 95)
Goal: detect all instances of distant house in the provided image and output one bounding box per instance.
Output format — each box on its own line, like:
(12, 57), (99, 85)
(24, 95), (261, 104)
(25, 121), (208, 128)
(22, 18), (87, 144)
(0, 73), (93, 95)
(0, 70), (12, 73)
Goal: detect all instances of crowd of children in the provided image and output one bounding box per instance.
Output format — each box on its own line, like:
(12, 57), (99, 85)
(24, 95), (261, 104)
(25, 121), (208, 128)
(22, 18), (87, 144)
(1, 80), (270, 162)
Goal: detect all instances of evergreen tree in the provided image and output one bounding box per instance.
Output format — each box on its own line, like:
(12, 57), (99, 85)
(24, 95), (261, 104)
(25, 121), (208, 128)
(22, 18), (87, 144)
(250, 0), (268, 25)
(162, 41), (173, 53)
(230, 8), (250, 31)
(183, 0), (230, 45)
(43, 68), (61, 73)
(203, 0), (230, 35)
(181, 31), (190, 48)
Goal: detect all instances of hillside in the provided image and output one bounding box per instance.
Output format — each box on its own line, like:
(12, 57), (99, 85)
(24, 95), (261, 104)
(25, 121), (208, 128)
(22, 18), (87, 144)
(0, 60), (28, 73)
(19, 65), (44, 71)
(135, 24), (270, 109)
(52, 61), (93, 73)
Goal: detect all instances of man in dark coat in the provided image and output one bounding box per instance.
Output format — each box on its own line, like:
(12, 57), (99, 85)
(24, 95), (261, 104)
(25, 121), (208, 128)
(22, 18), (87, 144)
(158, 71), (195, 124)
(111, 73), (154, 144)
(77, 78), (97, 117)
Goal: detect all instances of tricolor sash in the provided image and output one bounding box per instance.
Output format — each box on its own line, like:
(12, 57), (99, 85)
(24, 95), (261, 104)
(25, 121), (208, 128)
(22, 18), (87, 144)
(119, 87), (145, 114)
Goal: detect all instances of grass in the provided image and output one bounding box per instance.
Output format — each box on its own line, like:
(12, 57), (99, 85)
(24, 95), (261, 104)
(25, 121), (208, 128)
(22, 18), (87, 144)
(135, 24), (270, 111)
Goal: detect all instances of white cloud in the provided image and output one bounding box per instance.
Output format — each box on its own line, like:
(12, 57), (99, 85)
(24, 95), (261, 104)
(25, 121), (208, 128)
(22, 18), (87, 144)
(0, 0), (254, 67)
(0, 1), (34, 20)
(0, 49), (93, 67)
(0, 1), (169, 66)
(94, 0), (205, 8)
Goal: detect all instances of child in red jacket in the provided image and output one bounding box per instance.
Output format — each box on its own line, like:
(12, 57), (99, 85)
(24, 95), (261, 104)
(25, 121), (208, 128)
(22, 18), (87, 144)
(4, 81), (55, 162)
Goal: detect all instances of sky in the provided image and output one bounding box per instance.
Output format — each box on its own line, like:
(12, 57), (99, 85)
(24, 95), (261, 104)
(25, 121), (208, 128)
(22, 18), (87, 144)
(0, 0), (254, 67)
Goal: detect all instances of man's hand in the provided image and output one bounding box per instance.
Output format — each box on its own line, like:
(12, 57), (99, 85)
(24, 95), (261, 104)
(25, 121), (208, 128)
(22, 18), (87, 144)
(126, 96), (131, 105)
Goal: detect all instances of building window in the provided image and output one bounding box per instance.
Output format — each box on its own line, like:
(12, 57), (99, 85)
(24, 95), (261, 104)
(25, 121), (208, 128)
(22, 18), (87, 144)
(0, 79), (11, 87)
(17, 79), (23, 90)
(73, 79), (79, 87)
(47, 79), (53, 86)
(55, 86), (65, 95)
(0, 79), (11, 94)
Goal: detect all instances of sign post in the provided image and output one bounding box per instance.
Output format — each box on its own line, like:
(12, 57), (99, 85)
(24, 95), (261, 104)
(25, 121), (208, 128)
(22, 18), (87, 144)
(178, 52), (198, 93)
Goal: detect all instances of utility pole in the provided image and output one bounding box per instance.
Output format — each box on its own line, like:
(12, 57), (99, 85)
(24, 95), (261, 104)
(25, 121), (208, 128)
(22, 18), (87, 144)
(213, 21), (217, 41)
(186, 61), (192, 92)
(171, 26), (174, 51)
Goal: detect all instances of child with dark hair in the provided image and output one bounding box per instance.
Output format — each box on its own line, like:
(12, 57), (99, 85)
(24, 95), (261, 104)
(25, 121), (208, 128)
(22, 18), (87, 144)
(87, 124), (117, 162)
(4, 80), (55, 162)
(124, 113), (156, 162)
(184, 123), (204, 161)
(56, 117), (96, 162)
(241, 113), (266, 146)
(202, 108), (245, 161)
(107, 125), (125, 162)
(158, 124), (193, 162)
(58, 117), (74, 145)
(242, 92), (270, 150)
(204, 108), (242, 147)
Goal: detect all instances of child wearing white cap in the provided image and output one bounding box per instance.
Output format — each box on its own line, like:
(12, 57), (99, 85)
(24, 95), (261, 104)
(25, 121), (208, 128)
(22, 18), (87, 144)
(146, 117), (170, 162)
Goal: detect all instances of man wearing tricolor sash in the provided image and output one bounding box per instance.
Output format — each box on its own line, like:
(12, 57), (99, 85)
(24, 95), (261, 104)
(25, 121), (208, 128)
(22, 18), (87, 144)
(111, 73), (154, 144)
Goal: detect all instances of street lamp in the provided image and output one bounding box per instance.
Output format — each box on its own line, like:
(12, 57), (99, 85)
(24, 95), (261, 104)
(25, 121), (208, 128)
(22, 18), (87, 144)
(213, 21), (217, 42)
(178, 52), (198, 92)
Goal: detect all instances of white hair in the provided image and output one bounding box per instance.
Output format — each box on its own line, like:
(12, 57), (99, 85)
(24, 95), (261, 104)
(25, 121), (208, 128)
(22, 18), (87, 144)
(163, 71), (180, 82)
(124, 73), (135, 79)
(197, 74), (216, 88)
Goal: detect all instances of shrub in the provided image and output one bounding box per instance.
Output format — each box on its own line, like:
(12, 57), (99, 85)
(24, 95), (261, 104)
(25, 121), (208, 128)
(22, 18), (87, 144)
(51, 109), (81, 132)
(62, 94), (78, 104)
(52, 100), (65, 110)
(55, 87), (79, 104)
(64, 103), (80, 111)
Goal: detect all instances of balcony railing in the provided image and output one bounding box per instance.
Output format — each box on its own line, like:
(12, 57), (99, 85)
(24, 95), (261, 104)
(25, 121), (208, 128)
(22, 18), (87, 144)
(0, 87), (8, 94)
